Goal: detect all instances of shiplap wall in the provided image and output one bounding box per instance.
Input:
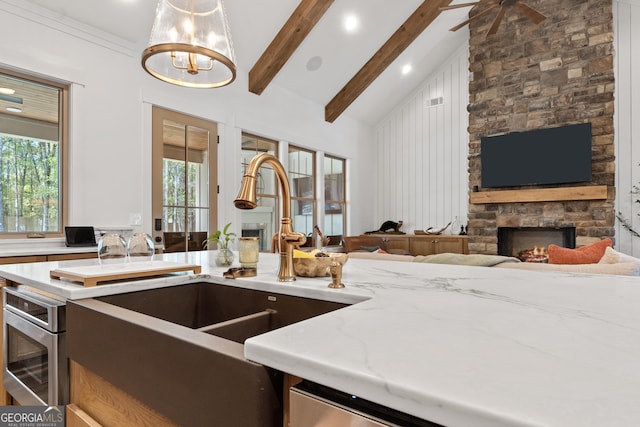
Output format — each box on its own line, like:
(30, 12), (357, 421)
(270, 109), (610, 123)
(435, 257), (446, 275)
(614, 0), (640, 256)
(373, 43), (469, 234)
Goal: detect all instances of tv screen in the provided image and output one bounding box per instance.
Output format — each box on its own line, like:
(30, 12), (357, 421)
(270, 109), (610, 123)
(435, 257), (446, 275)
(481, 123), (592, 188)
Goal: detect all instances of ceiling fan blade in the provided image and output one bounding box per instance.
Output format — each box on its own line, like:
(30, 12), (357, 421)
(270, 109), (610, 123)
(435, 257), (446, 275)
(516, 3), (546, 24)
(440, 2), (480, 10)
(448, 3), (499, 31)
(487, 6), (506, 36)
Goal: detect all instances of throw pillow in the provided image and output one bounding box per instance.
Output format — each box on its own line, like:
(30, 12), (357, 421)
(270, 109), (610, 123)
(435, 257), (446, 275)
(548, 238), (612, 264)
(359, 245), (380, 252)
(598, 246), (640, 266)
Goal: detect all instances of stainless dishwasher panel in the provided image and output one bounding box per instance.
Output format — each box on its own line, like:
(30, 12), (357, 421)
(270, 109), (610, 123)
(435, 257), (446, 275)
(290, 381), (442, 427)
(290, 387), (391, 427)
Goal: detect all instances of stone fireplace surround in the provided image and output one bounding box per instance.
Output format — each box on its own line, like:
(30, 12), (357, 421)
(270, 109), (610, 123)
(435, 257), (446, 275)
(466, 0), (615, 255)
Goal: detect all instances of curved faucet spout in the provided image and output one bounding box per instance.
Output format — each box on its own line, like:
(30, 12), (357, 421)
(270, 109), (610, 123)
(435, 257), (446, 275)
(234, 153), (306, 281)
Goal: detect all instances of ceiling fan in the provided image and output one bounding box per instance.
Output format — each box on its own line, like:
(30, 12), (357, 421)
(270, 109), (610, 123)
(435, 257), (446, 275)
(441, 0), (546, 36)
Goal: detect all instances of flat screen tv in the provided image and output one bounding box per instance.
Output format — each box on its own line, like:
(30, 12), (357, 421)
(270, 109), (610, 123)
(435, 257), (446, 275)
(481, 123), (592, 188)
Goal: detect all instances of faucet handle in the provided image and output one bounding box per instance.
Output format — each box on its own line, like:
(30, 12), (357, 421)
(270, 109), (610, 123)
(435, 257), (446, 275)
(282, 231), (307, 246)
(328, 261), (345, 289)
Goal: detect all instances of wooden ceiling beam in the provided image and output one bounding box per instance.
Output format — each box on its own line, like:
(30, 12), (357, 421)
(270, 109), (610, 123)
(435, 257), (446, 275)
(324, 0), (453, 123)
(249, 0), (334, 95)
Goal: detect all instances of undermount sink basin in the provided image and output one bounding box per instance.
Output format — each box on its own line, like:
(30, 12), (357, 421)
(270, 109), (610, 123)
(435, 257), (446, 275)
(96, 282), (346, 343)
(66, 282), (349, 427)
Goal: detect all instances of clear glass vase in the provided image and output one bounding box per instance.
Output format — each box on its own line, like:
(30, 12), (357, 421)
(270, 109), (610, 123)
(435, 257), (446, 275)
(215, 248), (235, 267)
(97, 233), (127, 261)
(127, 232), (155, 258)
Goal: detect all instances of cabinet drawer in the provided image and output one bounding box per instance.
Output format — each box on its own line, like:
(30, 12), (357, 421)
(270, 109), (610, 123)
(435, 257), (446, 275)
(409, 239), (435, 256)
(432, 239), (464, 254)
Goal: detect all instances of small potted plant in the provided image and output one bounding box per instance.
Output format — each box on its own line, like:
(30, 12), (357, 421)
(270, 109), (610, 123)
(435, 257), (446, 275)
(203, 222), (237, 267)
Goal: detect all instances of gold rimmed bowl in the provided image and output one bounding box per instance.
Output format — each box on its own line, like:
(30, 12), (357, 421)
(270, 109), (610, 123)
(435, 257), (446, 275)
(293, 253), (349, 277)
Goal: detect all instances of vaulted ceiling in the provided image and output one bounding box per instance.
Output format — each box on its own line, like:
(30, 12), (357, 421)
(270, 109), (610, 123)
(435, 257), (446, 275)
(15, 0), (473, 125)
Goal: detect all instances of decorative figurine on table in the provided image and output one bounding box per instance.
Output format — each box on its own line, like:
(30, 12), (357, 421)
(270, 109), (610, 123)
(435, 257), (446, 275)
(364, 220), (404, 234)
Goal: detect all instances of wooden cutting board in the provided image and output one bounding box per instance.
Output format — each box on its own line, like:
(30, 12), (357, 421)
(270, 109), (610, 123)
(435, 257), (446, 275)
(50, 260), (202, 287)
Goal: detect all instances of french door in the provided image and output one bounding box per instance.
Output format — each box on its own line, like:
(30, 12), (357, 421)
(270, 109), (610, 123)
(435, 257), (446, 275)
(152, 107), (217, 252)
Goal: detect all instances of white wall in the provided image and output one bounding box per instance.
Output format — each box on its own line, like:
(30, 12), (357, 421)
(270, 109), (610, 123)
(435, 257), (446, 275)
(373, 43), (469, 235)
(0, 3), (374, 237)
(614, 0), (640, 256)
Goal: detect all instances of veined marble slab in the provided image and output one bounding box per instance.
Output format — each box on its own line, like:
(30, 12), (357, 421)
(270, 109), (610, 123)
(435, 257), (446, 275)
(245, 256), (640, 427)
(1, 252), (639, 426)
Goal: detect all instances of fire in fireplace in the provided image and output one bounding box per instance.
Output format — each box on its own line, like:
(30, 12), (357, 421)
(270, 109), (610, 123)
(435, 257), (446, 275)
(498, 227), (576, 262)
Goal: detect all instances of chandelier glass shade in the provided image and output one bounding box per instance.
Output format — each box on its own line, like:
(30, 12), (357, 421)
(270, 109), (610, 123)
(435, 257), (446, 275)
(142, 0), (236, 88)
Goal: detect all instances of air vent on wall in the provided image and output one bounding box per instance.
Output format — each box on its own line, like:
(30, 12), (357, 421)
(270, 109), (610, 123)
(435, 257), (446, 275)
(425, 96), (444, 108)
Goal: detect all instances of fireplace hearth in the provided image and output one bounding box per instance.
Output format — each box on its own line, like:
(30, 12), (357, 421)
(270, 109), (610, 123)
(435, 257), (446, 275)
(498, 227), (576, 262)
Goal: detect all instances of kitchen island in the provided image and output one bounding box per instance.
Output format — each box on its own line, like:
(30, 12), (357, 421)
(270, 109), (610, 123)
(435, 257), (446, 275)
(1, 251), (639, 426)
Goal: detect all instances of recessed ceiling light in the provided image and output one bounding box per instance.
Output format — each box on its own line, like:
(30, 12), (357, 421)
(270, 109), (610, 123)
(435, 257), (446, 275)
(0, 87), (15, 95)
(402, 64), (412, 75)
(306, 56), (323, 72)
(344, 14), (359, 33)
(6, 107), (22, 113)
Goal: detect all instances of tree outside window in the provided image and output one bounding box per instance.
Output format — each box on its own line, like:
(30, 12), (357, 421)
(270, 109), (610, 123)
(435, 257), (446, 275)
(288, 146), (315, 238)
(0, 69), (67, 236)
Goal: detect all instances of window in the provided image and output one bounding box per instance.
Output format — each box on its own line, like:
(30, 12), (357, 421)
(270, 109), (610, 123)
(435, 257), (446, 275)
(324, 156), (346, 238)
(288, 146), (315, 238)
(0, 68), (68, 236)
(240, 133), (278, 251)
(152, 107), (217, 252)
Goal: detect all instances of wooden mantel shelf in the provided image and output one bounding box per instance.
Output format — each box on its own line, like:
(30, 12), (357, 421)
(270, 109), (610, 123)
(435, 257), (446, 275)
(469, 185), (609, 204)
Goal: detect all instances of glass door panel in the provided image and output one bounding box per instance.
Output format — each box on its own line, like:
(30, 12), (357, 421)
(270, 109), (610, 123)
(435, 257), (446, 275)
(152, 107), (217, 252)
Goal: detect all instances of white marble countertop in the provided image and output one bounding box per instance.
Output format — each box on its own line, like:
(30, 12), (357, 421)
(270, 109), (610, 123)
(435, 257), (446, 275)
(1, 251), (640, 426)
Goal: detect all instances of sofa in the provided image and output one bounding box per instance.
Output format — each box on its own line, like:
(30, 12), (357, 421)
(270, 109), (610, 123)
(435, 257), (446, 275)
(347, 245), (640, 276)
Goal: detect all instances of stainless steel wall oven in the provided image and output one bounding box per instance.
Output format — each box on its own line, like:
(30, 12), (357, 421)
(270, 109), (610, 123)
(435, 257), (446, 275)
(3, 286), (67, 406)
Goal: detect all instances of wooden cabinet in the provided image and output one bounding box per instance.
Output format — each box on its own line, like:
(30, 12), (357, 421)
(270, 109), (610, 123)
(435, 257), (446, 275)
(0, 255), (47, 265)
(69, 361), (177, 427)
(46, 252), (98, 262)
(0, 252), (97, 265)
(367, 234), (468, 256)
(381, 236), (410, 253)
(409, 235), (468, 256)
(66, 404), (103, 427)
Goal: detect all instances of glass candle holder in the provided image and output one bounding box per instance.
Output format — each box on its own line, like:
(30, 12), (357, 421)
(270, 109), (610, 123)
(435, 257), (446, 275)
(238, 237), (259, 268)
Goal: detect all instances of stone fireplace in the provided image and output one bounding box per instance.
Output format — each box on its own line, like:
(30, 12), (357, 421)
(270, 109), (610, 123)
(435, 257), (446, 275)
(466, 0), (615, 254)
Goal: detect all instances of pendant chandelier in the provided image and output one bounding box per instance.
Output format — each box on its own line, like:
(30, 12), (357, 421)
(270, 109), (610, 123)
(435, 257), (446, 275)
(142, 0), (236, 88)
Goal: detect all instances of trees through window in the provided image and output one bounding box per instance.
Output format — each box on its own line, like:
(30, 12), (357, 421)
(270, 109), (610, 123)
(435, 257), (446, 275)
(0, 68), (67, 236)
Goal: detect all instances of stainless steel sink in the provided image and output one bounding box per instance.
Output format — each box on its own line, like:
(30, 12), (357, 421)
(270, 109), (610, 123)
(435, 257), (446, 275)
(67, 282), (349, 427)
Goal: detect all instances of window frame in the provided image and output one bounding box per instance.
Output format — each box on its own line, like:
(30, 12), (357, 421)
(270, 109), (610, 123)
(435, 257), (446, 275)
(323, 154), (346, 237)
(0, 67), (69, 239)
(288, 145), (316, 237)
(240, 132), (280, 251)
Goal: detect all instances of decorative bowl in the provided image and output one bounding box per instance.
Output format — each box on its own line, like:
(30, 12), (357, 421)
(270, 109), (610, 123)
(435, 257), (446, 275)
(293, 253), (349, 277)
